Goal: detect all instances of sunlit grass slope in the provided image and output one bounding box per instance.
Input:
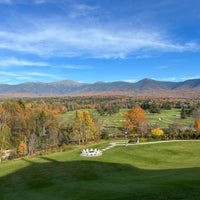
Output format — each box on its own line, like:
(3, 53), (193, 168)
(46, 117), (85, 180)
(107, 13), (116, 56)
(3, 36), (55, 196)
(0, 141), (200, 200)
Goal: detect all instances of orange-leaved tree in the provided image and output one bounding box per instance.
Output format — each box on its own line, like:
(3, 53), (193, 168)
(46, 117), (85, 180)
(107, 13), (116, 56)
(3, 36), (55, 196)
(123, 105), (146, 133)
(194, 118), (200, 132)
(18, 141), (27, 156)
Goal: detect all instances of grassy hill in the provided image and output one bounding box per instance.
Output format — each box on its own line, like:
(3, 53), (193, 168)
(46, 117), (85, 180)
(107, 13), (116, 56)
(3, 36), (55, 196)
(0, 141), (200, 199)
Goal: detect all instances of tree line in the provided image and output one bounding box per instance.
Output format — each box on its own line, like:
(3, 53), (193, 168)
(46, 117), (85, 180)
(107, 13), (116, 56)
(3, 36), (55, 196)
(0, 97), (200, 160)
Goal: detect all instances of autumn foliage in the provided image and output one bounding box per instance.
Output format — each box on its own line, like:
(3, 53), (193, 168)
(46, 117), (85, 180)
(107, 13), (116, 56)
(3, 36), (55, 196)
(194, 118), (200, 132)
(18, 141), (27, 155)
(0, 96), (200, 160)
(151, 128), (164, 136)
(72, 111), (98, 143)
(123, 105), (146, 132)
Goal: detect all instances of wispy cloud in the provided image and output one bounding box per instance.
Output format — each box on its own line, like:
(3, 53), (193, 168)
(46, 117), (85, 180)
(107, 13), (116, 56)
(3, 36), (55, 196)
(0, 1), (199, 60)
(68, 3), (100, 19)
(157, 77), (177, 82)
(124, 79), (138, 83)
(14, 73), (58, 83)
(157, 65), (175, 70)
(23, 71), (59, 79)
(0, 70), (17, 76)
(61, 65), (93, 70)
(0, 58), (49, 67)
(180, 76), (200, 81)
(0, 25), (199, 59)
(0, 69), (58, 84)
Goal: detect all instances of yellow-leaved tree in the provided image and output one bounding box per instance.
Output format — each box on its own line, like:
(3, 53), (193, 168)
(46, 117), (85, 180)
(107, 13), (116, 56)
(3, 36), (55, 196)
(72, 111), (98, 144)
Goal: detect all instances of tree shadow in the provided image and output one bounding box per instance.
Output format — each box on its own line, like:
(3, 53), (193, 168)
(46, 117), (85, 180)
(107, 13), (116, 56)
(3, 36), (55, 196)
(0, 157), (200, 200)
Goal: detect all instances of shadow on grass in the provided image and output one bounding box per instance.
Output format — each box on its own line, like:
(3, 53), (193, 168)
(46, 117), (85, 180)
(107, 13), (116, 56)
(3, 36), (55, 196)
(0, 157), (200, 200)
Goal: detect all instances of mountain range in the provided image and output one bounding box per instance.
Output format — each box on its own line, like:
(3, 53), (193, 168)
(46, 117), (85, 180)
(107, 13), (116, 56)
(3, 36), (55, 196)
(0, 78), (200, 98)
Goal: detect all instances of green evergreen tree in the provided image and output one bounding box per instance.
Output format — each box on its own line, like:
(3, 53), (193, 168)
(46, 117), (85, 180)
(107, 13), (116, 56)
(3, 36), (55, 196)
(181, 107), (187, 119)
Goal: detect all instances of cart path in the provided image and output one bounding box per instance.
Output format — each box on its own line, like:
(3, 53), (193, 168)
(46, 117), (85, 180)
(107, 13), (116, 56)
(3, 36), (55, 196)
(101, 140), (200, 152)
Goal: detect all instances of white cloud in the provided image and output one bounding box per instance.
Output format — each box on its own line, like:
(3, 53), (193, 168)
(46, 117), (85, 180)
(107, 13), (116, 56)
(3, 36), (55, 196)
(0, 58), (49, 67)
(61, 65), (93, 70)
(124, 79), (138, 83)
(0, 78), (12, 84)
(0, 70), (58, 84)
(157, 65), (175, 70)
(0, 22), (199, 59)
(180, 76), (200, 81)
(0, 71), (17, 76)
(16, 76), (32, 80)
(157, 77), (177, 82)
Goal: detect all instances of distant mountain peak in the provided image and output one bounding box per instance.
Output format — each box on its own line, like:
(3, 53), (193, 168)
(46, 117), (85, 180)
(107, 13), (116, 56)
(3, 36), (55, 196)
(94, 81), (105, 84)
(51, 80), (85, 86)
(137, 78), (156, 83)
(0, 78), (200, 98)
(143, 78), (154, 81)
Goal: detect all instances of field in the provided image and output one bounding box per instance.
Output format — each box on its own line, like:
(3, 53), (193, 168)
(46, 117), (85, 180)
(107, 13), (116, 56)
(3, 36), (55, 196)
(59, 108), (194, 129)
(146, 109), (194, 128)
(0, 141), (200, 199)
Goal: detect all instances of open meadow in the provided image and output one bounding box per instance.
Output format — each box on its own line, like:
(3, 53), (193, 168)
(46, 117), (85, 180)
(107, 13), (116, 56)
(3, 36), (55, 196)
(0, 141), (200, 200)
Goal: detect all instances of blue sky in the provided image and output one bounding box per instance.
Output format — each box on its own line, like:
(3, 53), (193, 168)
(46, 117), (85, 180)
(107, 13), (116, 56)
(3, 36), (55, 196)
(0, 0), (200, 84)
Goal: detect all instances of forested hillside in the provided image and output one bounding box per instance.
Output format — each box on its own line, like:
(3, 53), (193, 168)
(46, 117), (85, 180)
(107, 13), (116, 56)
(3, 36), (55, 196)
(0, 78), (200, 97)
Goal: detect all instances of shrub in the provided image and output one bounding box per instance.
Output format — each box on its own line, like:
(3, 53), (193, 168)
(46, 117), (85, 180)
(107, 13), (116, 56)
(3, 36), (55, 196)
(151, 128), (164, 138)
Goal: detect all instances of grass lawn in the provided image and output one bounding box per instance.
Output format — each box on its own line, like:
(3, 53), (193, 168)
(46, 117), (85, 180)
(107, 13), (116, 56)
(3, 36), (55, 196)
(0, 141), (200, 199)
(146, 109), (194, 128)
(59, 108), (194, 129)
